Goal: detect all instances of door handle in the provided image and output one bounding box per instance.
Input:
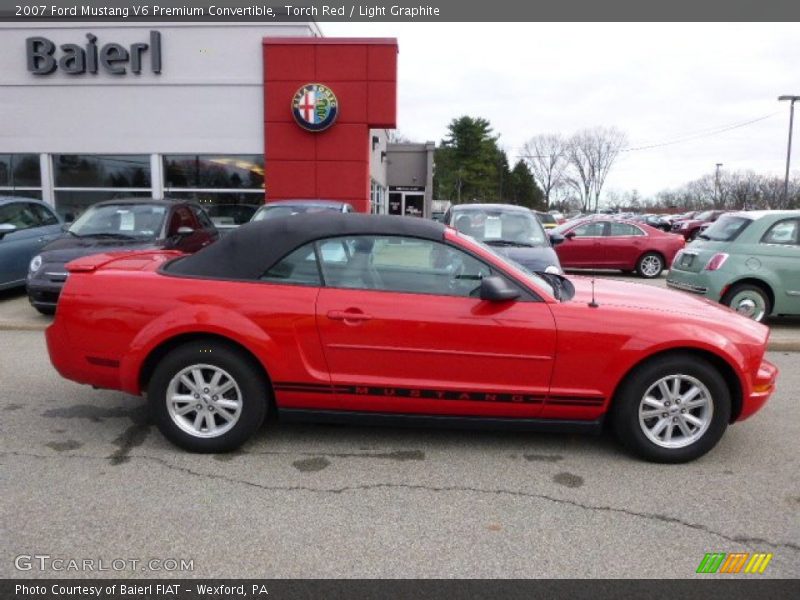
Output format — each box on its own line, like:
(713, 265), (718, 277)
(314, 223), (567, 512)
(327, 310), (372, 322)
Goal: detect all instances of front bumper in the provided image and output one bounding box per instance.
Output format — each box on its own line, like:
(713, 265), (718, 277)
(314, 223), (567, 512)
(739, 359), (778, 421)
(26, 273), (66, 309)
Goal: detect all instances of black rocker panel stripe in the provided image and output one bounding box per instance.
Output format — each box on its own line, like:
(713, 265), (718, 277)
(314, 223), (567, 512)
(273, 382), (604, 406)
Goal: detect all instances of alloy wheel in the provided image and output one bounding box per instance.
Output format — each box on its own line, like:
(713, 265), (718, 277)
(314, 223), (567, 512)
(639, 255), (663, 277)
(166, 364), (243, 438)
(638, 374), (713, 449)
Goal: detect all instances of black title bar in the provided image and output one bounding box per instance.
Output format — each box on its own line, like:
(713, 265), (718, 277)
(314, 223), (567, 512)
(4, 579), (800, 600)
(1, 0), (800, 22)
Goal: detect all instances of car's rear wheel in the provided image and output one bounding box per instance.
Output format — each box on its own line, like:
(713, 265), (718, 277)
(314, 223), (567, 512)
(636, 252), (664, 279)
(148, 341), (268, 453)
(721, 283), (771, 322)
(33, 305), (55, 316)
(612, 354), (730, 463)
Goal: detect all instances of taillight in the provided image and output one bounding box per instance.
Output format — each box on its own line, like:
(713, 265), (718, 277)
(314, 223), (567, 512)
(705, 253), (728, 271)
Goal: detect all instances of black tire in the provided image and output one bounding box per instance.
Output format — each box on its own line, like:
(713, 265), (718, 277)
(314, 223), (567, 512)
(148, 341), (269, 453)
(611, 354), (730, 463)
(636, 252), (664, 279)
(34, 305), (55, 316)
(720, 283), (771, 323)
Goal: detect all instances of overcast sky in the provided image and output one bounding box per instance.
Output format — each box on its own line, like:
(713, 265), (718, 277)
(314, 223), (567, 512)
(324, 22), (799, 198)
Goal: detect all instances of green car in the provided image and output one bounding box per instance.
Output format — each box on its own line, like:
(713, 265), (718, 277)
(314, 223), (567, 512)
(666, 210), (800, 322)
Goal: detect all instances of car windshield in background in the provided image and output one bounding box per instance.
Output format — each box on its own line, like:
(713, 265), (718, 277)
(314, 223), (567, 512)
(205, 204), (258, 227)
(68, 204), (167, 239)
(451, 208), (547, 247)
(699, 215), (752, 241)
(454, 231), (556, 299)
(694, 210), (713, 221)
(536, 212), (557, 225)
(252, 204), (341, 221)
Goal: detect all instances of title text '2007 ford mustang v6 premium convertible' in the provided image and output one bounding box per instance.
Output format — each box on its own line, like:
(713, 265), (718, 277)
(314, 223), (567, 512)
(45, 214), (777, 462)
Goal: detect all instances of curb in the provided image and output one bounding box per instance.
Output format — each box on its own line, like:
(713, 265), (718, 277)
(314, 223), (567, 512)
(1, 321), (800, 352)
(0, 321), (48, 332)
(766, 340), (800, 352)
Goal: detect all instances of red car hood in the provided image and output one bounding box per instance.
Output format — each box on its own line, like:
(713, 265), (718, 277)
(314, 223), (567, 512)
(566, 276), (764, 333)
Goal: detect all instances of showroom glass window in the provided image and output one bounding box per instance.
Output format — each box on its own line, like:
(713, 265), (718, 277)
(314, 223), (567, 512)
(163, 155), (265, 228)
(0, 154), (42, 199)
(52, 154), (152, 220)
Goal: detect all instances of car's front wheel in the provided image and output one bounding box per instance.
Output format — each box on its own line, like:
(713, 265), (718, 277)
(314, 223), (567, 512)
(721, 283), (771, 322)
(636, 252), (664, 279)
(148, 341), (269, 453)
(612, 354), (730, 463)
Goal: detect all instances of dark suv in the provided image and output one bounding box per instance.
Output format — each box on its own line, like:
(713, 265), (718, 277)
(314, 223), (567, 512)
(27, 198), (219, 314)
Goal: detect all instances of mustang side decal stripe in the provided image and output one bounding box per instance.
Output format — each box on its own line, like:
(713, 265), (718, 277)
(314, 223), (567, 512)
(273, 382), (604, 406)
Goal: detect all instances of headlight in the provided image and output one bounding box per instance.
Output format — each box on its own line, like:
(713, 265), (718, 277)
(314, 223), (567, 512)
(545, 265), (562, 275)
(29, 255), (42, 273)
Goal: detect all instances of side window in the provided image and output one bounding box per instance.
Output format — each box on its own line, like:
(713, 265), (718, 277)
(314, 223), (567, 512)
(609, 222), (644, 236)
(28, 203), (59, 226)
(761, 219), (799, 246)
(0, 202), (43, 231)
(191, 206), (215, 230)
(572, 222), (605, 237)
(260, 243), (321, 286)
(318, 235), (493, 297)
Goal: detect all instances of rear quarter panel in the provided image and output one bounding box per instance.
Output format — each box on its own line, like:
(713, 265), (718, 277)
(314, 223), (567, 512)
(49, 261), (329, 396)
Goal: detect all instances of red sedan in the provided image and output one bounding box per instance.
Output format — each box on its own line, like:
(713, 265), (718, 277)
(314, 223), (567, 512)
(46, 214), (776, 462)
(552, 218), (685, 278)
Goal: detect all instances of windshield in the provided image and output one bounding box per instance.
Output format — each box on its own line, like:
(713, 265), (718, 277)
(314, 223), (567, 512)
(454, 231), (556, 298)
(695, 210), (713, 221)
(68, 204), (167, 239)
(699, 215), (752, 241)
(536, 212), (557, 225)
(252, 204), (340, 221)
(205, 204), (258, 226)
(450, 207), (548, 247)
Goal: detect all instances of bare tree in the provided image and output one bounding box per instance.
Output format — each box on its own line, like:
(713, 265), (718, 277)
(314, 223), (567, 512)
(726, 170), (762, 210)
(521, 134), (569, 210)
(566, 132), (595, 212)
(566, 127), (628, 212)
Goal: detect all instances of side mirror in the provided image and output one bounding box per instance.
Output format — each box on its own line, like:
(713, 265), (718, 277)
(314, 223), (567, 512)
(548, 232), (566, 246)
(564, 231), (576, 240)
(176, 226), (195, 236)
(479, 276), (520, 302)
(0, 223), (17, 239)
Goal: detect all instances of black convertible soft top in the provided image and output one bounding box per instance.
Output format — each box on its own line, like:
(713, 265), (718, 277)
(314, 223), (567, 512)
(165, 212), (446, 280)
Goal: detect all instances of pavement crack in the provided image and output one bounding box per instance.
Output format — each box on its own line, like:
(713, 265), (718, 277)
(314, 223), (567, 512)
(3, 449), (798, 554)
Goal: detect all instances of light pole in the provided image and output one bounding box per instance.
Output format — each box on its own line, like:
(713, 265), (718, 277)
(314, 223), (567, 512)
(715, 163), (723, 207)
(779, 95), (800, 203)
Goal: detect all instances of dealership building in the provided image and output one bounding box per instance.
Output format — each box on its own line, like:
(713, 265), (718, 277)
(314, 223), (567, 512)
(0, 21), (435, 220)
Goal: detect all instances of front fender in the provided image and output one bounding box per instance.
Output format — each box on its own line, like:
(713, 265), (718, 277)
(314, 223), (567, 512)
(605, 320), (751, 405)
(119, 304), (278, 395)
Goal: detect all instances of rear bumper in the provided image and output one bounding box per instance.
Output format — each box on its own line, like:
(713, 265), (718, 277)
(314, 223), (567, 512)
(666, 268), (725, 300)
(738, 359), (778, 421)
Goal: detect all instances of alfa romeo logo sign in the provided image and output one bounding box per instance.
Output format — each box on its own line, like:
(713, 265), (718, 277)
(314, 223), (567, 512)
(292, 83), (339, 132)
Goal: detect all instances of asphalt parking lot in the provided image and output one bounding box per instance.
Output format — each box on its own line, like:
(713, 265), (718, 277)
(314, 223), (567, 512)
(1, 326), (798, 579)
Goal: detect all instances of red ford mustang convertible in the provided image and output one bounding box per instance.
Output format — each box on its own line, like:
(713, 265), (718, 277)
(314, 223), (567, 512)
(46, 214), (777, 462)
